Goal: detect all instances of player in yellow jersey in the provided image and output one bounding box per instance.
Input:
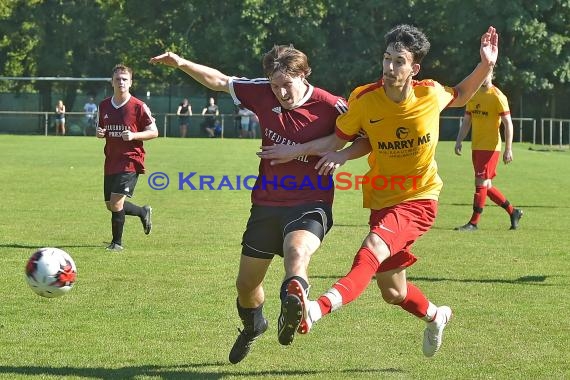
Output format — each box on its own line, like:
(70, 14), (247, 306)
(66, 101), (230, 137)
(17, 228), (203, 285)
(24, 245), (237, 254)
(454, 69), (523, 231)
(258, 24), (498, 357)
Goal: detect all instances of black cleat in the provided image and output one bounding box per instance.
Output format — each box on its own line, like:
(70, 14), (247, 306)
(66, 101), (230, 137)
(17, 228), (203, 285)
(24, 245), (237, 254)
(454, 222), (478, 231)
(277, 294), (302, 346)
(141, 205), (152, 235)
(106, 242), (124, 251)
(229, 318), (268, 364)
(510, 208), (523, 230)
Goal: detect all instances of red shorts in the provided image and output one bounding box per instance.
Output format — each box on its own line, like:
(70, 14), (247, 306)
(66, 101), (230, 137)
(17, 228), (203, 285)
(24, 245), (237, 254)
(472, 150), (500, 179)
(369, 200), (438, 272)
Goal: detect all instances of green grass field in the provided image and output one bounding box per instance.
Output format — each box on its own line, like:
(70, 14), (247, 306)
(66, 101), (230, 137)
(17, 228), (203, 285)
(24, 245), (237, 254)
(0, 135), (568, 379)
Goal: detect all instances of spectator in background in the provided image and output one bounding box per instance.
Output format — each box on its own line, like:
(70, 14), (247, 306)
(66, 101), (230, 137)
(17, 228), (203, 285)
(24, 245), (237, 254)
(84, 97), (98, 136)
(176, 98), (192, 138)
(233, 104), (242, 137)
(201, 97), (219, 137)
(238, 105), (252, 138)
(214, 118), (222, 137)
(55, 99), (66, 136)
(248, 112), (260, 139)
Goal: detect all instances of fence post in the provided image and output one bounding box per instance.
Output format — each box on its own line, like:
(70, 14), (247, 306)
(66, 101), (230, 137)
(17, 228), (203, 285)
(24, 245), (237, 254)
(559, 120), (563, 149)
(44, 113), (48, 136)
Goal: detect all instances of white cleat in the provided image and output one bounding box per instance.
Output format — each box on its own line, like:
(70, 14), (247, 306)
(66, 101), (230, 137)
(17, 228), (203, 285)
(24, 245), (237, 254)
(423, 306), (452, 357)
(298, 301), (320, 334)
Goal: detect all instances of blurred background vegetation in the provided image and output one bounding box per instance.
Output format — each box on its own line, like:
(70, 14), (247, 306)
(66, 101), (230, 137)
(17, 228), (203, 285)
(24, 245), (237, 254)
(0, 0), (568, 120)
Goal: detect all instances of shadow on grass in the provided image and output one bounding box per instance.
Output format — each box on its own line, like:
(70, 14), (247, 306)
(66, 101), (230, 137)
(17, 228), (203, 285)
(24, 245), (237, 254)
(312, 274), (552, 286)
(0, 363), (404, 379)
(407, 274), (551, 285)
(443, 202), (569, 209)
(0, 243), (102, 249)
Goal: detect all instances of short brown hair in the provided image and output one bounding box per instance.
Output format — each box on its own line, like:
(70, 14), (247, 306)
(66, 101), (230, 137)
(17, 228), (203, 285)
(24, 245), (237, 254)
(112, 64), (133, 78)
(262, 45), (311, 79)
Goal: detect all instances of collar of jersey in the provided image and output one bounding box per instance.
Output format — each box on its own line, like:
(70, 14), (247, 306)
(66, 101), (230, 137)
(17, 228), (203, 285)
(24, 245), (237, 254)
(289, 83), (314, 109)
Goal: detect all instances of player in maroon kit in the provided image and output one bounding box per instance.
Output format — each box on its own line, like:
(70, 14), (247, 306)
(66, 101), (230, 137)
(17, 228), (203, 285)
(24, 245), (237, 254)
(150, 46), (350, 363)
(96, 64), (158, 251)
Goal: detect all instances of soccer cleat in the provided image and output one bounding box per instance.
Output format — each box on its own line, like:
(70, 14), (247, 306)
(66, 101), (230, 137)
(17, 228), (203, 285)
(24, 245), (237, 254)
(141, 205), (152, 235)
(278, 293), (302, 345)
(106, 242), (124, 252)
(423, 306), (452, 357)
(286, 279), (312, 334)
(454, 222), (478, 231)
(509, 208), (523, 230)
(228, 318), (268, 364)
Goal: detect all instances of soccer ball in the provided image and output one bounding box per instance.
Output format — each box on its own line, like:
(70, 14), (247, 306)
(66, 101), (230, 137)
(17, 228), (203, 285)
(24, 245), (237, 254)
(25, 247), (77, 298)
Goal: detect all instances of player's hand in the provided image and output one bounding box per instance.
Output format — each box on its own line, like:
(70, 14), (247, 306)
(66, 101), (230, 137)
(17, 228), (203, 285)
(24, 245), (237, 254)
(315, 151), (347, 175)
(121, 130), (134, 141)
(503, 149), (513, 164)
(149, 51), (182, 68)
(480, 26), (498, 67)
(454, 142), (462, 156)
(96, 127), (106, 138)
(256, 144), (303, 165)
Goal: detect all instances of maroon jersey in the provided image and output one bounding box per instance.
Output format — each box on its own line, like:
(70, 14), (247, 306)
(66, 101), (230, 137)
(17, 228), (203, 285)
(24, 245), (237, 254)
(229, 78), (348, 206)
(98, 95), (154, 175)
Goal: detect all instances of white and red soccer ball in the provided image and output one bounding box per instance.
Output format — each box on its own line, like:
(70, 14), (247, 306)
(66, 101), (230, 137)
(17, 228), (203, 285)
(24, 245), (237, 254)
(25, 247), (77, 298)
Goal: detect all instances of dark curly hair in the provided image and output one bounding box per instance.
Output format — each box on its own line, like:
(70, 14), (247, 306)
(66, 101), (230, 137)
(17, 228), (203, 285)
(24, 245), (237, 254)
(384, 24), (431, 64)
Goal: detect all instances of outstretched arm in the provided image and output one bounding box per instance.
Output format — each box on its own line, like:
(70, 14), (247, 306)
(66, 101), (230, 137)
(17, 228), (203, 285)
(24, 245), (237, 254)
(257, 133), (349, 165)
(316, 137), (372, 175)
(150, 52), (230, 93)
(450, 26), (499, 107)
(455, 113), (472, 156)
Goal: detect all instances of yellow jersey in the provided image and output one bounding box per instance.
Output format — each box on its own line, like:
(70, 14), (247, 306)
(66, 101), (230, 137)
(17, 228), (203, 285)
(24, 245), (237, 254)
(336, 79), (456, 209)
(466, 85), (510, 151)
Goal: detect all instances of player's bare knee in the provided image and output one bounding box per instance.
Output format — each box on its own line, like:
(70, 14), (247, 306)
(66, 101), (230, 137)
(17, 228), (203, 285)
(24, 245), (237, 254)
(107, 203), (122, 212)
(235, 276), (260, 295)
(285, 244), (311, 263)
(380, 287), (406, 304)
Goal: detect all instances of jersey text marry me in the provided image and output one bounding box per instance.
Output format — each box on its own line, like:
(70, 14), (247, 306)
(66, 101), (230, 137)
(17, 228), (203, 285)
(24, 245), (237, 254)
(336, 79), (456, 210)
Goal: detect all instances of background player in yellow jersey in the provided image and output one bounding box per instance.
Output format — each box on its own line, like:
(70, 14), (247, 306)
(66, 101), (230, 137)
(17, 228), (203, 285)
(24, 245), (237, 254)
(258, 24), (499, 357)
(454, 69), (523, 231)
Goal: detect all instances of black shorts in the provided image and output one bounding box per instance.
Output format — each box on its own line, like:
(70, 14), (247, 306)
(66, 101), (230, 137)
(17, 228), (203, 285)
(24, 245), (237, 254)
(241, 203), (333, 259)
(104, 172), (139, 201)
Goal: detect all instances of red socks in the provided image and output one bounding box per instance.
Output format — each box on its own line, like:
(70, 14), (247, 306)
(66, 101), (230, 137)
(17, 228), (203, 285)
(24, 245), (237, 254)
(316, 250), (436, 322)
(487, 186), (514, 214)
(318, 247), (379, 314)
(397, 282), (430, 319)
(469, 185), (487, 225)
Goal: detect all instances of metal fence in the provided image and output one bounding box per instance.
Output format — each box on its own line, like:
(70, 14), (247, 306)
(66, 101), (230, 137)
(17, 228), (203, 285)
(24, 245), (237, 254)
(0, 111), (252, 139)
(0, 111), (567, 146)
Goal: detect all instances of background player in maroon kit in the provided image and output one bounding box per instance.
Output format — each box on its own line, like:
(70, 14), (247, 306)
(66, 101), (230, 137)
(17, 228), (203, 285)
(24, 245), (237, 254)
(150, 46), (351, 363)
(96, 64), (158, 251)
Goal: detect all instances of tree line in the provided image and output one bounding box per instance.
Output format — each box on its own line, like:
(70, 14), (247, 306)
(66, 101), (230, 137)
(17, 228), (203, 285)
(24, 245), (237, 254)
(0, 0), (568, 120)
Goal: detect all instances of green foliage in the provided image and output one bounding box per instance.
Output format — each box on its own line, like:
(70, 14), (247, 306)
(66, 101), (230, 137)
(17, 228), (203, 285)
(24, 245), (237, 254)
(0, 1), (568, 117)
